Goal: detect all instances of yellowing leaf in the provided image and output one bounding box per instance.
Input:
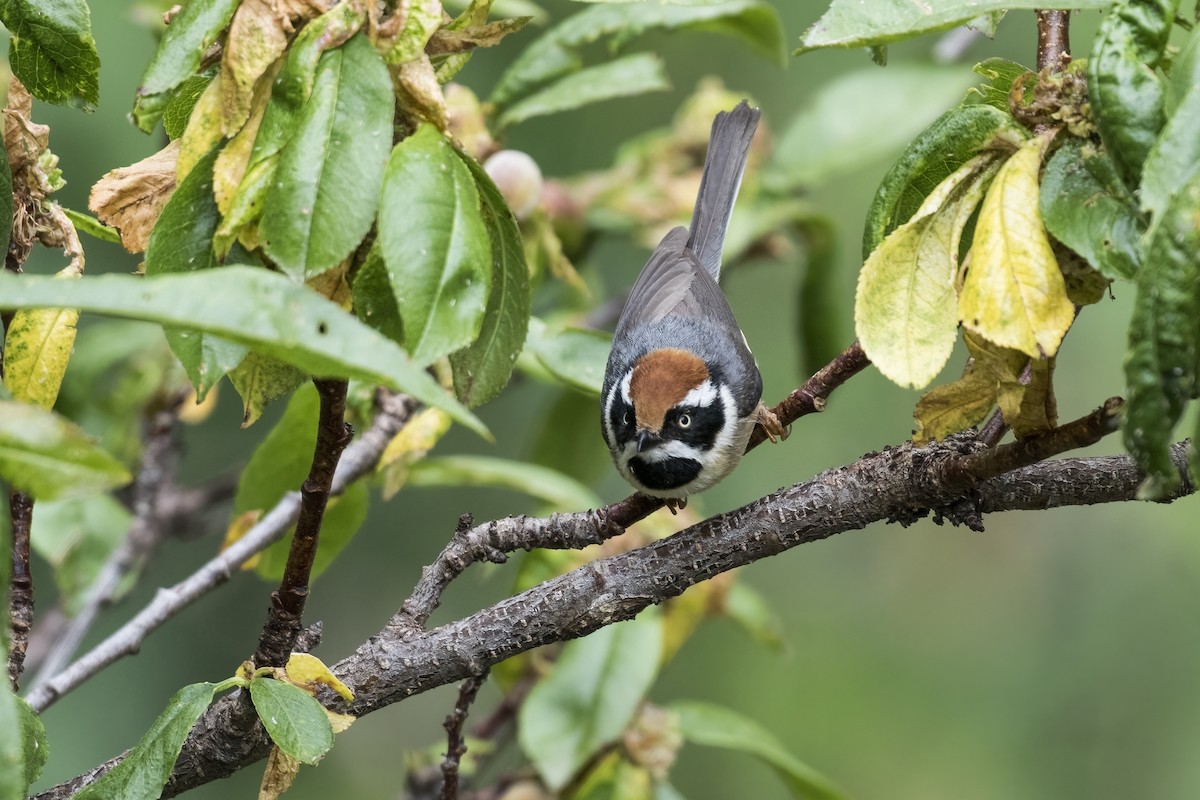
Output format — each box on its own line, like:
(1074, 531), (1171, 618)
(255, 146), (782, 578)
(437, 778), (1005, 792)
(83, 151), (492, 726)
(88, 140), (181, 254)
(378, 0), (443, 65)
(258, 745), (301, 800)
(323, 709), (355, 734)
(959, 136), (1074, 358)
(913, 361), (998, 445)
(285, 653), (354, 702)
(393, 54), (449, 130)
(997, 355), (1056, 439)
(221, 509), (264, 569)
(856, 155), (998, 389)
(214, 60), (279, 216)
(221, 0), (289, 134)
(228, 352), (307, 428)
(177, 76), (225, 182)
(377, 407), (452, 499)
(3, 273), (80, 409)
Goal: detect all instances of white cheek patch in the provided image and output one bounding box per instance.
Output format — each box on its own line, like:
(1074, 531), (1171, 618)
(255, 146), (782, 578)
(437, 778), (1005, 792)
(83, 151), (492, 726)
(603, 380), (622, 450)
(620, 372), (633, 404)
(680, 379), (717, 408)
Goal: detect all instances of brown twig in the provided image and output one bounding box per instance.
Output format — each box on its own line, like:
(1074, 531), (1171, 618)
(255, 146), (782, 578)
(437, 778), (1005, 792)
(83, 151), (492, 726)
(441, 670), (490, 800)
(394, 340), (870, 632)
(254, 378), (352, 668)
(24, 391), (414, 713)
(37, 418), (1190, 799)
(1035, 10), (1071, 72)
(27, 399), (185, 691)
(7, 488), (34, 689)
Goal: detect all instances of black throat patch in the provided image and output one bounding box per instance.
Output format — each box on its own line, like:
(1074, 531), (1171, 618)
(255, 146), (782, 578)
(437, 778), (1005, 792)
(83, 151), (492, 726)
(629, 455), (701, 492)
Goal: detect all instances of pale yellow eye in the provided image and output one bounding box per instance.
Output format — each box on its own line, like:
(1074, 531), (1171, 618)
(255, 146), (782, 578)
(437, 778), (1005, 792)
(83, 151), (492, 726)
(678, 413), (691, 428)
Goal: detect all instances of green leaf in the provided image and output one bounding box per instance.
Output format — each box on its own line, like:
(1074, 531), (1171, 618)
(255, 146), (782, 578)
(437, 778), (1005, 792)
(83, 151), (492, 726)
(498, 52), (670, 128)
(132, 0), (239, 132)
(0, 400), (132, 500)
(145, 146), (249, 398)
(1164, 24), (1200, 117)
(670, 701), (845, 800)
(0, 685), (26, 800)
(722, 581), (784, 652)
(1140, 75), (1200, 223)
(351, 242), (405, 343)
(407, 455), (601, 510)
(522, 318), (611, 395)
(967, 58), (1032, 111)
(1122, 168), (1200, 497)
(1039, 139), (1141, 280)
(769, 65), (977, 191)
(519, 613), (664, 791)
(162, 70), (216, 140)
(959, 136), (1074, 359)
(249, 676), (334, 765)
(227, 351), (307, 427)
(378, 125), (491, 365)
(796, 0), (1113, 53)
(261, 33), (393, 279)
(16, 696), (47, 788)
(214, 1), (367, 253)
(0, 268), (487, 435)
(31, 495), (132, 615)
(63, 207), (121, 244)
(236, 385), (371, 579)
(0, 0), (100, 109)
(449, 150), (532, 408)
(857, 155), (998, 389)
(491, 0), (783, 107)
(74, 682), (217, 800)
(862, 103), (1027, 259)
(1086, 0), (1180, 189)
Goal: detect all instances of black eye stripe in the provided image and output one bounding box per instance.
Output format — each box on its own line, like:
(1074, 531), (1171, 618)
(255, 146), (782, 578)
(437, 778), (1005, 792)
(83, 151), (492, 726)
(667, 405), (724, 450)
(607, 392), (635, 444)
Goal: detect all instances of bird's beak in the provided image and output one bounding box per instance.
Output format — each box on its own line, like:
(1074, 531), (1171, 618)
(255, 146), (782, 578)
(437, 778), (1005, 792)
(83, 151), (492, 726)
(635, 429), (660, 453)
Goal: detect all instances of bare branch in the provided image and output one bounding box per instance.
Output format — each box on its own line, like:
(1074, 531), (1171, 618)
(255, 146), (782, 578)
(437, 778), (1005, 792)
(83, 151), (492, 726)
(7, 488), (34, 689)
(23, 391), (415, 712)
(1036, 10), (1071, 72)
(33, 406), (1191, 799)
(254, 378), (352, 668)
(441, 670), (490, 800)
(396, 340), (870, 630)
(27, 400), (185, 692)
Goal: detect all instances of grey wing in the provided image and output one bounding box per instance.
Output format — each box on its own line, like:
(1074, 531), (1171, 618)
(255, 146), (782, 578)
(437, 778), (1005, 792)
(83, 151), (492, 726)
(613, 226), (745, 344)
(614, 226), (693, 342)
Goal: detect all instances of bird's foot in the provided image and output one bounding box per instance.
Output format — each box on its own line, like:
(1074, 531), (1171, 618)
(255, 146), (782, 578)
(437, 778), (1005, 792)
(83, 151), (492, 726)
(664, 496), (688, 515)
(756, 404), (789, 443)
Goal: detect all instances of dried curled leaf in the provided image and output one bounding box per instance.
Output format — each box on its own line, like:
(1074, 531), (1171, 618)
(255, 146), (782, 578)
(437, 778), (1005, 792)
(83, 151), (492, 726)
(88, 141), (181, 254)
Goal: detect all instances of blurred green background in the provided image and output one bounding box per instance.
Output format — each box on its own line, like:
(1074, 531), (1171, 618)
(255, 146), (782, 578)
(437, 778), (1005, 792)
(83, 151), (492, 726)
(20, 2), (1200, 799)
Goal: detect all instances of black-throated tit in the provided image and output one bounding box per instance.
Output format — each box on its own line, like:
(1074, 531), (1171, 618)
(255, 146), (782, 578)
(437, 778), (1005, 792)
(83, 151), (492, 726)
(601, 101), (785, 499)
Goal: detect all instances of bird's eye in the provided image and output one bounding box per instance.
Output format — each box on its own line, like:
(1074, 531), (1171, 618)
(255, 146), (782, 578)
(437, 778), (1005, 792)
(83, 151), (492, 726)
(622, 411), (630, 425)
(678, 413), (691, 429)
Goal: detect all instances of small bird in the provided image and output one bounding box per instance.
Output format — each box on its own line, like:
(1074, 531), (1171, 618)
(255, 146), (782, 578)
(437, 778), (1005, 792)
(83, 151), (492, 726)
(601, 101), (785, 500)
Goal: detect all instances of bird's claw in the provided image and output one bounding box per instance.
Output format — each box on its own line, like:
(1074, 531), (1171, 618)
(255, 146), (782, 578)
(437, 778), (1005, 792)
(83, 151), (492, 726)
(756, 404), (789, 443)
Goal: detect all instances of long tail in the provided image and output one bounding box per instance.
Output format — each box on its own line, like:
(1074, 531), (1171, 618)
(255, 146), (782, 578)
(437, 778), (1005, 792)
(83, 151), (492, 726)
(686, 100), (761, 280)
